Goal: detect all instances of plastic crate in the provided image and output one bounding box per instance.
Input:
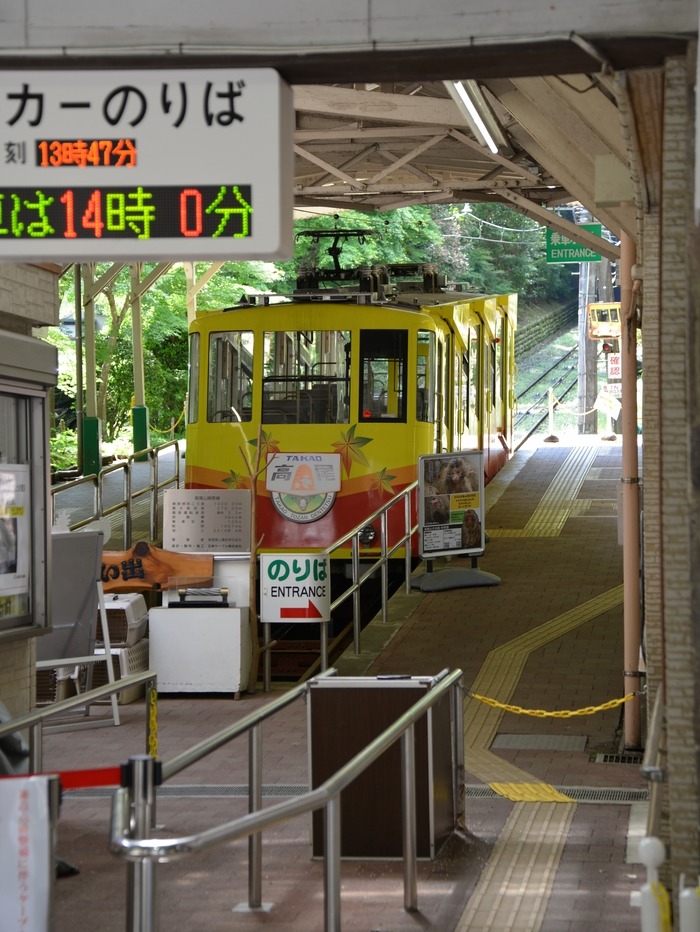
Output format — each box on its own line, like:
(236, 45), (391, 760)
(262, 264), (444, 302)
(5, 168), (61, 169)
(35, 667), (58, 706)
(96, 593), (149, 647)
(35, 664), (86, 705)
(92, 640), (150, 704)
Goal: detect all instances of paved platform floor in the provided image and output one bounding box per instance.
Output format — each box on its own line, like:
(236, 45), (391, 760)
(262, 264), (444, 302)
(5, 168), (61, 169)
(42, 433), (650, 931)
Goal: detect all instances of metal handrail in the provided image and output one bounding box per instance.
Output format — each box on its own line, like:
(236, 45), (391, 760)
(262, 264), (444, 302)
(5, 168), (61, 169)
(161, 672), (326, 781)
(50, 471), (100, 529)
(261, 480), (419, 689)
(640, 684), (666, 840)
(0, 670), (157, 773)
(108, 667), (464, 932)
(50, 440), (181, 547)
(328, 480), (418, 641)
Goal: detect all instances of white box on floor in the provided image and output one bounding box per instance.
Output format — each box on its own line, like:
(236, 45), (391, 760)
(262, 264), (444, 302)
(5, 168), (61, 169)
(148, 607), (250, 693)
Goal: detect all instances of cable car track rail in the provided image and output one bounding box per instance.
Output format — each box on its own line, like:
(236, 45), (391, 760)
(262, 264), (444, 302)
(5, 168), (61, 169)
(513, 346), (580, 451)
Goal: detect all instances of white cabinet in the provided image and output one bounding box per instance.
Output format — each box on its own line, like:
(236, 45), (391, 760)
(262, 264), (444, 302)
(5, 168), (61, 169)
(148, 607), (251, 693)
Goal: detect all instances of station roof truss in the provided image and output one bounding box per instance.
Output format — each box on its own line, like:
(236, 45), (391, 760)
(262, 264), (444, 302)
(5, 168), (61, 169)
(18, 30), (680, 275)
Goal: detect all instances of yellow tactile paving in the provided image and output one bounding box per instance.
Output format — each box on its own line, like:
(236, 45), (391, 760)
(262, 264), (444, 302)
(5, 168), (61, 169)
(464, 585), (625, 755)
(489, 783), (575, 803)
(456, 445), (622, 930)
(467, 747), (544, 786)
(489, 444), (600, 538)
(455, 802), (576, 932)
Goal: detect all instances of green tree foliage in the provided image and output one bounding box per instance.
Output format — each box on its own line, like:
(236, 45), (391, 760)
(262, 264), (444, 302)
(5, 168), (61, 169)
(429, 203), (576, 303)
(192, 260), (285, 308)
(275, 207), (443, 289)
(47, 203), (576, 471)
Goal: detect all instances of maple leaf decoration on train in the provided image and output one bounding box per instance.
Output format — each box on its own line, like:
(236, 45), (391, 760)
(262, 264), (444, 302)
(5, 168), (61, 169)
(248, 430), (281, 461)
(331, 424), (373, 477)
(223, 470), (247, 489)
(373, 468), (396, 495)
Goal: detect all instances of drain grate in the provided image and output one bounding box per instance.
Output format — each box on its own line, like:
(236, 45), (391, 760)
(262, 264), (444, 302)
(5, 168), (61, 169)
(66, 784), (308, 800)
(492, 734), (587, 751)
(592, 753), (644, 765)
(466, 784), (648, 804)
(66, 782), (648, 804)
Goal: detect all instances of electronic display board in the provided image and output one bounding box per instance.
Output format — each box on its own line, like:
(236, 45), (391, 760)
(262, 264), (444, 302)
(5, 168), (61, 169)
(0, 68), (293, 260)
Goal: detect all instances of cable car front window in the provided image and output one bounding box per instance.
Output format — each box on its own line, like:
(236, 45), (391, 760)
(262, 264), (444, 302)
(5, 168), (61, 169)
(359, 329), (408, 422)
(262, 330), (350, 424)
(207, 331), (254, 422)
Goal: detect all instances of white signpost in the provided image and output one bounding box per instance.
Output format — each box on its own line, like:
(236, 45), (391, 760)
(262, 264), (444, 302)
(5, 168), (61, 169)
(260, 552), (331, 623)
(0, 67), (293, 260)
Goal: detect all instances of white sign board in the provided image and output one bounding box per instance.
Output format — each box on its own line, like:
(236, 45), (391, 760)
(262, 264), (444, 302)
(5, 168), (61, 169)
(0, 776), (51, 932)
(0, 68), (293, 261)
(260, 552), (331, 623)
(163, 488), (251, 552)
(607, 353), (622, 380)
(418, 451), (485, 559)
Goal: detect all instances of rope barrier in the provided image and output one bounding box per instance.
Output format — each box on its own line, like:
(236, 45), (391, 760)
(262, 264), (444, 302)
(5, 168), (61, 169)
(59, 766), (122, 789)
(465, 690), (637, 718)
(149, 405), (186, 434)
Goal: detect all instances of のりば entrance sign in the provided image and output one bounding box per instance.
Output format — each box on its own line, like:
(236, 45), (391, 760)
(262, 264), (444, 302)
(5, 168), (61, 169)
(260, 553), (331, 623)
(0, 67), (293, 260)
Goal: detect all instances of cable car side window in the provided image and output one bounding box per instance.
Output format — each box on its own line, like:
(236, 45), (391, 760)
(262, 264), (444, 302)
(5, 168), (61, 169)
(461, 350), (470, 430)
(207, 331), (254, 422)
(359, 329), (407, 422)
(187, 332), (199, 425)
(469, 325), (481, 425)
(416, 330), (435, 422)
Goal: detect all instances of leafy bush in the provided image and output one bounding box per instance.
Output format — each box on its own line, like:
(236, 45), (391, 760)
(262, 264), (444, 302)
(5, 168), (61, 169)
(50, 428), (78, 473)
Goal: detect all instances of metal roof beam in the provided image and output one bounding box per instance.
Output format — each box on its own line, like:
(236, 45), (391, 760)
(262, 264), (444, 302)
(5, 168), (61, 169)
(494, 189), (620, 261)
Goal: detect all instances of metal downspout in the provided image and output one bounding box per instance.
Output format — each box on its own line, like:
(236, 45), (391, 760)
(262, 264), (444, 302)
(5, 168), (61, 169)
(620, 231), (642, 749)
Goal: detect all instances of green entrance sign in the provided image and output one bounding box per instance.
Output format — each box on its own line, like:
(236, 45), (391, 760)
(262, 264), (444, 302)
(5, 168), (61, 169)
(546, 223), (602, 263)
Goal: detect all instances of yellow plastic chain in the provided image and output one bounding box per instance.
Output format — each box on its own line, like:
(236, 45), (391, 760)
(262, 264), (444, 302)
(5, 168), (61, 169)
(147, 685), (159, 758)
(651, 880), (672, 932)
(466, 690), (637, 718)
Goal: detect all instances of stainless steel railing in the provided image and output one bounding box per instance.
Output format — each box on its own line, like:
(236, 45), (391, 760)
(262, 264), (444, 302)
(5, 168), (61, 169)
(0, 670), (157, 773)
(109, 666), (464, 932)
(50, 440), (182, 548)
(640, 684), (666, 838)
(261, 480), (419, 688)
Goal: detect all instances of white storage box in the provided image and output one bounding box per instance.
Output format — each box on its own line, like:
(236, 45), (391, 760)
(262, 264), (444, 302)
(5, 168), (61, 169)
(93, 640), (150, 704)
(96, 593), (148, 647)
(148, 607), (250, 693)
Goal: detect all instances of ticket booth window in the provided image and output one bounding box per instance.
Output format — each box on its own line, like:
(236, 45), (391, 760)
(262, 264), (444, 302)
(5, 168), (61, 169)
(0, 333), (55, 638)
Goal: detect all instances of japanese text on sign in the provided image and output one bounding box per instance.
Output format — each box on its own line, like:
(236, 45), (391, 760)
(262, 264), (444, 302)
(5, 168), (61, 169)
(163, 489), (251, 553)
(3, 79), (247, 133)
(0, 185), (252, 241)
(260, 553), (331, 622)
(0, 68), (292, 260)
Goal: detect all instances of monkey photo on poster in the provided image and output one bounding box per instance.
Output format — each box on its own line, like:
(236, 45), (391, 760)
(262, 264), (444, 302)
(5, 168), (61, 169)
(418, 451), (484, 559)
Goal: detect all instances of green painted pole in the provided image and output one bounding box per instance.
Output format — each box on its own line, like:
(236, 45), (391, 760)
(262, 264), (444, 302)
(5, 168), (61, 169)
(82, 416), (102, 477)
(132, 405), (150, 460)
